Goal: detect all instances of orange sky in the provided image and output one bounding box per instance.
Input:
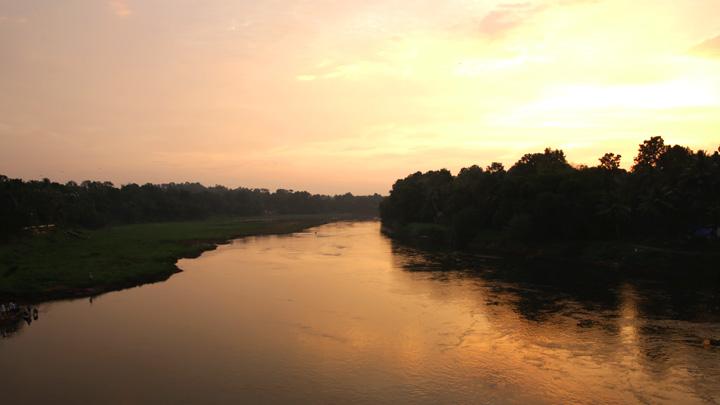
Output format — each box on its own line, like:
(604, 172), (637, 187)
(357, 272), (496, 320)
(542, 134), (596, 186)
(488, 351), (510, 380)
(1, 0), (719, 194)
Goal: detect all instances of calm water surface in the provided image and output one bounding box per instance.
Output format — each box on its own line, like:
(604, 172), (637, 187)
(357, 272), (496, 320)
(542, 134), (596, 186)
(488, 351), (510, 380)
(2, 221), (720, 404)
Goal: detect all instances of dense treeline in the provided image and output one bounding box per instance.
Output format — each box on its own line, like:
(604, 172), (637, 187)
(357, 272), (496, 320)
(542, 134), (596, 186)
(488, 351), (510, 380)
(0, 177), (382, 237)
(380, 137), (720, 247)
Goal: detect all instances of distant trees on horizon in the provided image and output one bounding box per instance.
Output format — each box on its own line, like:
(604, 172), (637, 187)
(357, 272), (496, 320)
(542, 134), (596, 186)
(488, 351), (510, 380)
(380, 136), (720, 246)
(4, 135), (720, 245)
(0, 178), (383, 238)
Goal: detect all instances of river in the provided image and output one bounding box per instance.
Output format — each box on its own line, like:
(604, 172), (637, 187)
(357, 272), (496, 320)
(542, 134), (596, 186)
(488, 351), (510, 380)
(1, 221), (719, 404)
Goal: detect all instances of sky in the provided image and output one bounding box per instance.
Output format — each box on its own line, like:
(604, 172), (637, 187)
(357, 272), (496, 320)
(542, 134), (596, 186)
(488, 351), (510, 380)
(1, 0), (719, 195)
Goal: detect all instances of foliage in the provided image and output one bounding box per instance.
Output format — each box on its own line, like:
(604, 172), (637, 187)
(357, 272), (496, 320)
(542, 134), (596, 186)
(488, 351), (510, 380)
(0, 178), (382, 238)
(381, 137), (720, 247)
(633, 136), (668, 170)
(599, 153), (622, 171)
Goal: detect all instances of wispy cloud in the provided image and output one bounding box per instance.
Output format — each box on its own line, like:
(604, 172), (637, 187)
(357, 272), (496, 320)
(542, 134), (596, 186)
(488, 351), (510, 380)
(478, 3), (547, 39)
(295, 60), (400, 82)
(691, 34), (720, 57)
(556, 0), (601, 5)
(478, 0), (600, 39)
(0, 15), (28, 24)
(108, 0), (132, 17)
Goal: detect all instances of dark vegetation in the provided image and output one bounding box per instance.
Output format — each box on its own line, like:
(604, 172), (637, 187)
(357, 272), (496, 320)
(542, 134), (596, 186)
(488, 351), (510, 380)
(0, 178), (382, 238)
(380, 137), (720, 270)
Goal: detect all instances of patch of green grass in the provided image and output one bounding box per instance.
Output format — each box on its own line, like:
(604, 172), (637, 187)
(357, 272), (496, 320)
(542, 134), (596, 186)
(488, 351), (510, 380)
(0, 215), (337, 300)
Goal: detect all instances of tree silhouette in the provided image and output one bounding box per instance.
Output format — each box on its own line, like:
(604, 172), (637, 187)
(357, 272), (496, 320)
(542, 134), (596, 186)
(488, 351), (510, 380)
(0, 178), (383, 238)
(633, 136), (668, 171)
(381, 136), (720, 245)
(486, 162), (505, 174)
(598, 153), (622, 171)
(510, 148), (571, 175)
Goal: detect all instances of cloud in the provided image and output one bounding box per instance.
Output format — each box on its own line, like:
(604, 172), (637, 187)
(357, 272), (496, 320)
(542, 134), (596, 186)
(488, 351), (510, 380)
(478, 3), (547, 39)
(477, 0), (600, 38)
(295, 60), (401, 82)
(556, 0), (601, 5)
(0, 15), (28, 24)
(108, 0), (132, 17)
(691, 34), (720, 58)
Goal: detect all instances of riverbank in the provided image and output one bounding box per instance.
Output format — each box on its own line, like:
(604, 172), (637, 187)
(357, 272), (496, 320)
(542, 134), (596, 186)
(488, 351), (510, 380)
(382, 222), (720, 280)
(0, 215), (346, 302)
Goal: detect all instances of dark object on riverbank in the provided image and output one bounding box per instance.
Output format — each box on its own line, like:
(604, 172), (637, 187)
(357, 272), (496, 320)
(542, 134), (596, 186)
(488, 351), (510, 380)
(1, 304), (39, 339)
(704, 339), (720, 347)
(1, 303), (39, 327)
(0, 303), (21, 323)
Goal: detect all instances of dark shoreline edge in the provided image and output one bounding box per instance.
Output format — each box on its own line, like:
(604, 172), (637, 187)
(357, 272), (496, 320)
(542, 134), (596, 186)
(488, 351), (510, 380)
(2, 216), (362, 304)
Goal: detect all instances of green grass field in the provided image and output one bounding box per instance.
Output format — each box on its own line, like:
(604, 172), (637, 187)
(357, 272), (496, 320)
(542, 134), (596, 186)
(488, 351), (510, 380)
(0, 215), (337, 301)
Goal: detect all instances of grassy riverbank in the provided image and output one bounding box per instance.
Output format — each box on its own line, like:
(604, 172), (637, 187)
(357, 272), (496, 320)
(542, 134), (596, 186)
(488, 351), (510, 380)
(0, 215), (341, 301)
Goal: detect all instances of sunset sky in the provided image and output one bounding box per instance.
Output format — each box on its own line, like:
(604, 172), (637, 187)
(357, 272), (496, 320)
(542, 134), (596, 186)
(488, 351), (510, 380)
(1, 0), (719, 194)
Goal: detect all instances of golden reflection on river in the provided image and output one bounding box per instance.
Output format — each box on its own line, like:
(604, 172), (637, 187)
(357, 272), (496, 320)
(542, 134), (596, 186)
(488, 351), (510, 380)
(1, 221), (719, 404)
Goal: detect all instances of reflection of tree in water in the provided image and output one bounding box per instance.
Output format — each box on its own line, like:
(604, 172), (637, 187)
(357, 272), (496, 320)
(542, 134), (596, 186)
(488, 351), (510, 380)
(391, 239), (719, 322)
(390, 240), (623, 322)
(389, 240), (720, 384)
(633, 280), (720, 322)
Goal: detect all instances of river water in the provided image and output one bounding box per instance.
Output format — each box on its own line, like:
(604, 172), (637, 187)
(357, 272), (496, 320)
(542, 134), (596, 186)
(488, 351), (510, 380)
(1, 221), (719, 404)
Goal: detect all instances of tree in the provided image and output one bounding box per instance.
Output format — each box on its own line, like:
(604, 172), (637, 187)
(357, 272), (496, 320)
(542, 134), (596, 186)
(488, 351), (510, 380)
(381, 138), (720, 244)
(509, 148), (571, 175)
(657, 145), (693, 175)
(486, 162), (505, 174)
(0, 174), (384, 237)
(633, 136), (668, 171)
(598, 153), (622, 171)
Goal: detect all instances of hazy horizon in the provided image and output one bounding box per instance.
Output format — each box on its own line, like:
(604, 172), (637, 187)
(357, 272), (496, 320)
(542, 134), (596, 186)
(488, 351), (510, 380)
(1, 0), (719, 194)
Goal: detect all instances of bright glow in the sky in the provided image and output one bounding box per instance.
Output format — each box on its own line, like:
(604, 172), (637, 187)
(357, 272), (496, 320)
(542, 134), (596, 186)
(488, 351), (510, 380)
(1, 0), (719, 194)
